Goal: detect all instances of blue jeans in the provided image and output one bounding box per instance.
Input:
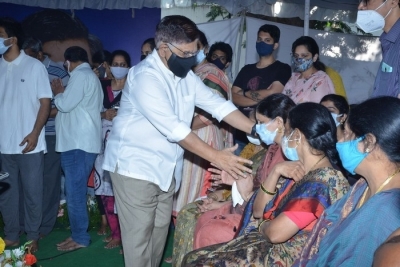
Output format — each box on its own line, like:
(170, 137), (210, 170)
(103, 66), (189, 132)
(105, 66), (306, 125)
(61, 149), (97, 246)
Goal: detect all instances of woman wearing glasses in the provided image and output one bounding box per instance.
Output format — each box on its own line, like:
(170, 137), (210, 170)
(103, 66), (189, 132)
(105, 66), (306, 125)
(283, 36), (335, 104)
(94, 49), (131, 251)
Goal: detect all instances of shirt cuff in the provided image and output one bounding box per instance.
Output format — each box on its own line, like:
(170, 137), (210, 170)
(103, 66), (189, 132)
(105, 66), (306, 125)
(212, 100), (237, 122)
(231, 182), (244, 207)
(168, 121), (192, 143)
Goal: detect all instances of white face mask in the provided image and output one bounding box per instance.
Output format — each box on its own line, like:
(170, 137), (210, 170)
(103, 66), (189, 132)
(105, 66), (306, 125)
(246, 134), (261, 146)
(111, 67), (129, 79)
(0, 37), (12, 55)
(356, 0), (393, 33)
(196, 49), (206, 65)
(331, 113), (343, 127)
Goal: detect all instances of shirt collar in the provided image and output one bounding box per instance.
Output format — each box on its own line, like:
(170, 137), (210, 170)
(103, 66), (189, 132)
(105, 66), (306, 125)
(150, 48), (179, 80)
(70, 62), (90, 74)
(381, 18), (400, 43)
(1, 49), (25, 65)
(42, 55), (51, 68)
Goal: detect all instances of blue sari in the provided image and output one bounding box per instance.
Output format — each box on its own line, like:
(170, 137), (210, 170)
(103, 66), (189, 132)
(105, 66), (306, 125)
(295, 178), (400, 267)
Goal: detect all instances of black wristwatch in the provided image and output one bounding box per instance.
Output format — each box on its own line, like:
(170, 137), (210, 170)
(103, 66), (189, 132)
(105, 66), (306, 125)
(251, 123), (257, 136)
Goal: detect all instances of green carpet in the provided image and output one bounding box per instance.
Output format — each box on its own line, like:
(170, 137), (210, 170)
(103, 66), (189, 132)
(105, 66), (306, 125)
(3, 228), (174, 267)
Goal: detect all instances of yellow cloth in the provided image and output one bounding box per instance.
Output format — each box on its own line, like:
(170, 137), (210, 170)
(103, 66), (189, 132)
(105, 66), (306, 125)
(325, 67), (347, 98)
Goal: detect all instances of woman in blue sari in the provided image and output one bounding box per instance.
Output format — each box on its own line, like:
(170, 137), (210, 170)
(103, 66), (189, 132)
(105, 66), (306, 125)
(295, 96), (400, 266)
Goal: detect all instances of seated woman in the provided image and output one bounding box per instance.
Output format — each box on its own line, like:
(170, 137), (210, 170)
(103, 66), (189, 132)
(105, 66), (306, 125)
(193, 94), (296, 249)
(172, 94), (294, 267)
(295, 96), (400, 267)
(182, 102), (350, 267)
(283, 36), (335, 103)
(320, 94), (348, 141)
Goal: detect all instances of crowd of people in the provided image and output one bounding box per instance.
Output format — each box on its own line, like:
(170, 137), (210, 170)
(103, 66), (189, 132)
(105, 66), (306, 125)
(0, 0), (399, 266)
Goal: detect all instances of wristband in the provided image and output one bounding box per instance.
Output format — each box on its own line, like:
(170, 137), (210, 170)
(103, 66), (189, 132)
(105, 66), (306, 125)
(251, 123), (257, 136)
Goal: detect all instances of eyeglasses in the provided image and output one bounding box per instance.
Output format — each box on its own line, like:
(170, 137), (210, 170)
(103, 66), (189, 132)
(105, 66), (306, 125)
(111, 62), (128, 67)
(290, 53), (312, 59)
(168, 43), (198, 58)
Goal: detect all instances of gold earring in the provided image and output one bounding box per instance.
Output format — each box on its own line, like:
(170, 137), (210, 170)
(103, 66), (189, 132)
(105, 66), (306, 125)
(278, 127), (284, 133)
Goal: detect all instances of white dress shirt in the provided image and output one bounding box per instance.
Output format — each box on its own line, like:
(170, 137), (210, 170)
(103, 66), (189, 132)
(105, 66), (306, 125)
(103, 50), (237, 192)
(0, 50), (52, 154)
(54, 62), (103, 153)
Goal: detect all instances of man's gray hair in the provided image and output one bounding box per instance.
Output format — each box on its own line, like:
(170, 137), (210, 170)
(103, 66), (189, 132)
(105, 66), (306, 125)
(155, 15), (199, 47)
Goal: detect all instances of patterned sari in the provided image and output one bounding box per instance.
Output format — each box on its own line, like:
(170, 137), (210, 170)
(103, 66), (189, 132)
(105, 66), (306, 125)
(172, 145), (266, 267)
(172, 63), (233, 217)
(182, 167), (350, 267)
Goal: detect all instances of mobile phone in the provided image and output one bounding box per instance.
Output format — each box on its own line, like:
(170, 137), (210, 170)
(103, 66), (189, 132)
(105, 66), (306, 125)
(97, 63), (106, 78)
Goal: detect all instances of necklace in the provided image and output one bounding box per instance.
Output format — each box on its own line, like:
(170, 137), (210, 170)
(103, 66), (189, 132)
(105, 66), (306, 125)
(308, 155), (326, 174)
(358, 168), (400, 208)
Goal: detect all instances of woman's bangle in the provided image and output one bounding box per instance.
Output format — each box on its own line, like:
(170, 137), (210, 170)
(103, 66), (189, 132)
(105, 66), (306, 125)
(260, 183), (277, 196)
(258, 219), (268, 233)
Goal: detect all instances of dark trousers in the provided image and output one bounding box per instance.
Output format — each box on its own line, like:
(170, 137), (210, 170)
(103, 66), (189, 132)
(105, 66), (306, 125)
(40, 135), (62, 235)
(0, 152), (44, 241)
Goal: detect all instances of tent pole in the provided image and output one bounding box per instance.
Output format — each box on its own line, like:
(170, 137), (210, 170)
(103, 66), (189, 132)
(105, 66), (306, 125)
(304, 0), (310, 36)
(233, 10), (246, 88)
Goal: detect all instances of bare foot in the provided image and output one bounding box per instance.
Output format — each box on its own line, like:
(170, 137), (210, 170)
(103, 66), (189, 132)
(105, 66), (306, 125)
(56, 237), (72, 247)
(57, 239), (86, 251)
(103, 235), (112, 243)
(104, 238), (121, 249)
(27, 240), (39, 253)
(4, 239), (19, 247)
(97, 215), (108, 235)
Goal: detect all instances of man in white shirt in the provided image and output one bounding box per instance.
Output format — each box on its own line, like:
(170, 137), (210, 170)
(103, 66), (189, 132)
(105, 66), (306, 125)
(0, 18), (52, 252)
(52, 46), (103, 251)
(102, 15), (255, 267)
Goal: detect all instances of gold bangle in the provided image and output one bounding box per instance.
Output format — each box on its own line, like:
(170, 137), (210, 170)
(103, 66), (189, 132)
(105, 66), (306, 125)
(260, 183), (277, 196)
(258, 219), (268, 233)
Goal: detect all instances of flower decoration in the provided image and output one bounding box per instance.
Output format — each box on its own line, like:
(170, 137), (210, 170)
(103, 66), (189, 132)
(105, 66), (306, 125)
(0, 240), (37, 267)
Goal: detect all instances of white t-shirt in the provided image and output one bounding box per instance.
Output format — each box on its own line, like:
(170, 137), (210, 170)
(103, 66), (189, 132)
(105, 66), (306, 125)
(0, 50), (52, 154)
(102, 50), (237, 192)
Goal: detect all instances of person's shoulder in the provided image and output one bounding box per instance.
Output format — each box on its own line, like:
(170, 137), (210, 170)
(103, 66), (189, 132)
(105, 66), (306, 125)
(274, 60), (291, 68)
(240, 63), (257, 71)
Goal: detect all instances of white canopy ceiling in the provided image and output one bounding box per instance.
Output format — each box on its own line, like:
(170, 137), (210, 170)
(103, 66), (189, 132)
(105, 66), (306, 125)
(0, 0), (360, 22)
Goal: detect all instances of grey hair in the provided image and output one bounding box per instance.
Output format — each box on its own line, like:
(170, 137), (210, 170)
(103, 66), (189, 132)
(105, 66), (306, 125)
(155, 15), (199, 47)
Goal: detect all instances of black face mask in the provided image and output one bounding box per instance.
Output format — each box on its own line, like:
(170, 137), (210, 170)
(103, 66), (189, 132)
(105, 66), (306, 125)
(211, 58), (226, 70)
(140, 54), (146, 61)
(167, 51), (197, 78)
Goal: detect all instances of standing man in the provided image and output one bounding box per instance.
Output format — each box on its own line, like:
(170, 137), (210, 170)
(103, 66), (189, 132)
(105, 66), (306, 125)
(357, 0), (400, 97)
(102, 15), (255, 267)
(231, 24), (291, 154)
(0, 18), (52, 252)
(22, 37), (69, 237)
(52, 46), (103, 251)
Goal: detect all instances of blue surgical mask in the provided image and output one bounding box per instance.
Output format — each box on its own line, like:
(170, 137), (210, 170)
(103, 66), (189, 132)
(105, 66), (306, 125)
(256, 42), (274, 57)
(256, 121), (277, 145)
(0, 37), (12, 55)
(246, 134), (261, 146)
(211, 58), (226, 70)
(281, 131), (300, 161)
(196, 49), (206, 65)
(331, 113), (343, 127)
(292, 57), (314, 72)
(336, 136), (368, 175)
